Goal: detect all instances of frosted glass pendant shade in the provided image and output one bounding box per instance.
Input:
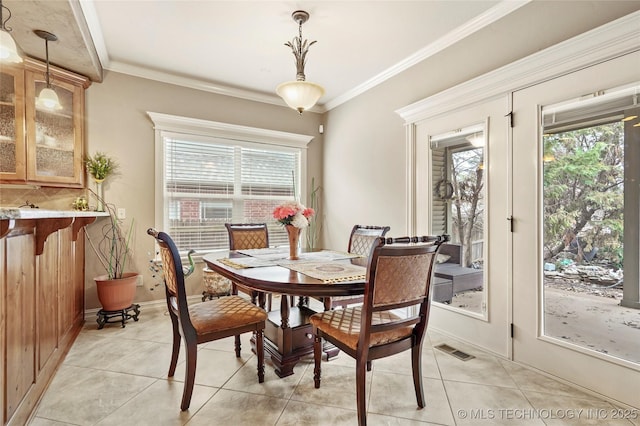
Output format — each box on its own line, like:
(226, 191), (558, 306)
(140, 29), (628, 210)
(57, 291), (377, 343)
(36, 87), (62, 110)
(0, 29), (22, 63)
(276, 81), (325, 114)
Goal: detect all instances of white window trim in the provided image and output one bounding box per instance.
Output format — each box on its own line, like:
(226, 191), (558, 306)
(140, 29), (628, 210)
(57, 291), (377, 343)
(147, 112), (314, 244)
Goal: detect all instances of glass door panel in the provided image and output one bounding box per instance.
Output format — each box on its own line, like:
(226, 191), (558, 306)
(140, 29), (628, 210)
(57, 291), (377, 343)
(542, 89), (640, 363)
(430, 124), (485, 314)
(33, 81), (75, 178)
(0, 66), (25, 180)
(25, 70), (83, 186)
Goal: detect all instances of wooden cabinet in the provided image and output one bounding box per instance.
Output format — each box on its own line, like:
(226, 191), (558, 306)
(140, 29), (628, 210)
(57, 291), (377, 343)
(0, 59), (89, 187)
(0, 215), (94, 426)
(5, 229), (36, 421)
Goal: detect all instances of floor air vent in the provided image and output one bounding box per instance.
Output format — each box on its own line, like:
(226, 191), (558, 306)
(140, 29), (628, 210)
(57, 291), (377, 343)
(435, 344), (475, 361)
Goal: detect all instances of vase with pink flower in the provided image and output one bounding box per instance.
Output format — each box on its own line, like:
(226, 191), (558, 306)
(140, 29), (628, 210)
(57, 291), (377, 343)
(273, 201), (315, 260)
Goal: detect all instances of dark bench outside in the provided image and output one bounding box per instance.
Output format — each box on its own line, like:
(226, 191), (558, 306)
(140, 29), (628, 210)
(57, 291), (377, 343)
(432, 243), (483, 304)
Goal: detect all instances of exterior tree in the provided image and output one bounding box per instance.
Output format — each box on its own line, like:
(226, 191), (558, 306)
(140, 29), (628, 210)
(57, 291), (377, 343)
(450, 147), (484, 267)
(543, 123), (624, 264)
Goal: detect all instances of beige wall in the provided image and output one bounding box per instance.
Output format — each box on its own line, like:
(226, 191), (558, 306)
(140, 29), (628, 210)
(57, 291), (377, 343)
(321, 1), (639, 250)
(84, 71), (323, 309)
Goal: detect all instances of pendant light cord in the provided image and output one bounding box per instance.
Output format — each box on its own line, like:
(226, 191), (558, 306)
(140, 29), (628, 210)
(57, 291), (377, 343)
(45, 38), (51, 87)
(0, 0), (11, 32)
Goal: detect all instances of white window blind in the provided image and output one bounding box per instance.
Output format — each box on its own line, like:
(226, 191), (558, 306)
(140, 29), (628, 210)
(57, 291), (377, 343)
(163, 136), (301, 253)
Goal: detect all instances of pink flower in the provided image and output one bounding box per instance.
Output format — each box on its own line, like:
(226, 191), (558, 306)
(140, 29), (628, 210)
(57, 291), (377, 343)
(273, 206), (297, 220)
(273, 202), (314, 227)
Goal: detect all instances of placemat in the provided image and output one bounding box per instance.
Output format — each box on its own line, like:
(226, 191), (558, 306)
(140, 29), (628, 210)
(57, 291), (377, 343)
(282, 262), (367, 283)
(217, 257), (274, 269)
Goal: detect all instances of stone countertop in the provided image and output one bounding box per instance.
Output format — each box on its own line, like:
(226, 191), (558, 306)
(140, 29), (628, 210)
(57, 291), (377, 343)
(0, 208), (111, 220)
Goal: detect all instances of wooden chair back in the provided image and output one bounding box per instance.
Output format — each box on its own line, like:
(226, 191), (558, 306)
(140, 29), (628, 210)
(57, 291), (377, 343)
(225, 222), (271, 309)
(321, 225), (391, 312)
(225, 223), (269, 250)
(361, 235), (446, 349)
(348, 225), (391, 257)
(149, 228), (194, 333)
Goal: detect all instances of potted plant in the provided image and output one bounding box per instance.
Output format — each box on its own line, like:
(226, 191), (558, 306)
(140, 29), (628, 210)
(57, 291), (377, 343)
(85, 152), (117, 212)
(84, 160), (138, 318)
(86, 200), (138, 314)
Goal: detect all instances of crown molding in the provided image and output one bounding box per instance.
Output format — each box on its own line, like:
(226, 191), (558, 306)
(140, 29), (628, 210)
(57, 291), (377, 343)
(79, 0), (524, 114)
(396, 10), (640, 124)
(146, 111), (314, 149)
(108, 61), (325, 114)
(324, 0), (530, 111)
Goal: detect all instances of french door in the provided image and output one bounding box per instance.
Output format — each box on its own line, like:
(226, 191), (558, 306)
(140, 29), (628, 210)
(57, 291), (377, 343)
(511, 51), (640, 408)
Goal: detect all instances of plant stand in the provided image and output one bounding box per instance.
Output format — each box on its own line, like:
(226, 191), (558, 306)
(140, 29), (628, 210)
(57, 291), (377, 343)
(96, 304), (141, 329)
(202, 267), (231, 301)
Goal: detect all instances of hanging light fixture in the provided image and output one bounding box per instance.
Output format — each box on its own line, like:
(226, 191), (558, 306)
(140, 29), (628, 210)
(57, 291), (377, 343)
(276, 10), (325, 114)
(0, 0), (22, 63)
(34, 29), (62, 111)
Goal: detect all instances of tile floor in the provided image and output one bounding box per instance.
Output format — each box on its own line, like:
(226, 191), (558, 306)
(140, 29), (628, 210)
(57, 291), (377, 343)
(29, 300), (638, 426)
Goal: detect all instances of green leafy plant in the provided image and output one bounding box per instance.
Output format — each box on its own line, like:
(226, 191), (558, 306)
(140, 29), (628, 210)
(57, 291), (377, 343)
(86, 152), (118, 181)
(306, 177), (322, 250)
(85, 192), (135, 279)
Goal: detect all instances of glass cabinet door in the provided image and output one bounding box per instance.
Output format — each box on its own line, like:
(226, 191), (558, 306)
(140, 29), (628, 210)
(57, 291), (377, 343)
(25, 70), (84, 186)
(0, 65), (26, 181)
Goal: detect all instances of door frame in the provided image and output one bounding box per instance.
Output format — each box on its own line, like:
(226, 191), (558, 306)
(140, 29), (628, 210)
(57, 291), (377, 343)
(510, 54), (640, 408)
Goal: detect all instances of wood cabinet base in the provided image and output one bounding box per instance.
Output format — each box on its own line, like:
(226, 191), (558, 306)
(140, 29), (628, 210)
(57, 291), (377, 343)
(7, 318), (83, 426)
(1, 217), (91, 426)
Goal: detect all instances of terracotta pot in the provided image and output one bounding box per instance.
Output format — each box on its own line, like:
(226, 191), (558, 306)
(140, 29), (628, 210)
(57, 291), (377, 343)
(285, 224), (300, 260)
(94, 272), (138, 311)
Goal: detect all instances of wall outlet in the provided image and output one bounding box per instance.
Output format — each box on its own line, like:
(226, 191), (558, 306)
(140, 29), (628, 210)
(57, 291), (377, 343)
(117, 207), (126, 219)
(136, 275), (143, 287)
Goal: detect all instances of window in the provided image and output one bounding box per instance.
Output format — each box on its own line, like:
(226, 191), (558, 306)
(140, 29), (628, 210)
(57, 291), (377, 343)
(430, 123), (485, 314)
(149, 112), (313, 254)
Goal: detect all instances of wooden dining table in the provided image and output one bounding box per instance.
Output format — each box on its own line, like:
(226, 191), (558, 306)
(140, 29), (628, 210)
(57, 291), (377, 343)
(203, 250), (367, 377)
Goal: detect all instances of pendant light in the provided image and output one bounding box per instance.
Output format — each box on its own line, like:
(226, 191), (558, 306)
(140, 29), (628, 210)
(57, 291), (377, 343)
(34, 29), (62, 111)
(0, 0), (22, 63)
(276, 10), (325, 114)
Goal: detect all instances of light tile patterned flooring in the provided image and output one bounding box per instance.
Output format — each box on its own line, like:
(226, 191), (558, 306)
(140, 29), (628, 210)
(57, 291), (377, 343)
(29, 299), (638, 426)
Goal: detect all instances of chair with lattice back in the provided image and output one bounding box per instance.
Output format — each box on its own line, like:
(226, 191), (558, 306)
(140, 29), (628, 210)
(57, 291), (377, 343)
(311, 234), (448, 426)
(322, 225), (390, 311)
(225, 223), (272, 310)
(147, 228), (267, 411)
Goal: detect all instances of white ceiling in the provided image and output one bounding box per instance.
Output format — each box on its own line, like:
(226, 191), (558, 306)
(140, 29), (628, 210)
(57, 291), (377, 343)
(6, 0), (531, 111)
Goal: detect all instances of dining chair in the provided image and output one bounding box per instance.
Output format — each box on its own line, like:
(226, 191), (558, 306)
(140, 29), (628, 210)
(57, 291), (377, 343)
(147, 228), (267, 411)
(322, 225), (390, 311)
(225, 223), (272, 310)
(311, 234), (448, 426)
